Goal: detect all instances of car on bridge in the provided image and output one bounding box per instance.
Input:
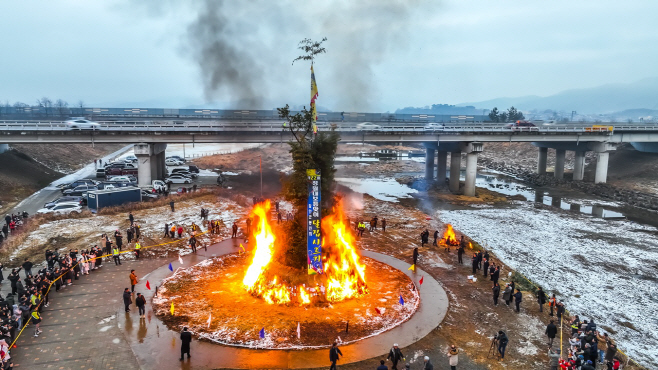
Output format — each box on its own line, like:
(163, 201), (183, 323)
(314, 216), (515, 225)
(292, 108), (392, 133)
(505, 120), (538, 130)
(164, 174), (192, 185)
(65, 118), (100, 130)
(424, 122), (444, 131)
(355, 122), (382, 131)
(37, 202), (83, 215)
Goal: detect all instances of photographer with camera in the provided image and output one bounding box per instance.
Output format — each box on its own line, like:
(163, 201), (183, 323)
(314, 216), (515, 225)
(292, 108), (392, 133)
(548, 347), (560, 370)
(496, 331), (509, 360)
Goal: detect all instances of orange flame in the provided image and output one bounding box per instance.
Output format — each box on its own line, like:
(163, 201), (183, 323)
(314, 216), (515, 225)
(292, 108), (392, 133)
(242, 199), (368, 305)
(321, 201), (368, 302)
(439, 224), (459, 247)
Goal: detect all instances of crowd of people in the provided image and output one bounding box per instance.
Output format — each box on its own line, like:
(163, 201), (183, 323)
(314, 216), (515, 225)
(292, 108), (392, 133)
(0, 212), (29, 243)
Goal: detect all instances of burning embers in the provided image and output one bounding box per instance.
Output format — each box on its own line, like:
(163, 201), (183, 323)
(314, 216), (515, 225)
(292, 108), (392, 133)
(242, 200), (368, 305)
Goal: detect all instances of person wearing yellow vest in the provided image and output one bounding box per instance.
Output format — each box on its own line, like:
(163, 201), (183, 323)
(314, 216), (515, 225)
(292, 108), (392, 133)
(31, 310), (42, 337)
(112, 246), (121, 266)
(134, 240), (141, 260)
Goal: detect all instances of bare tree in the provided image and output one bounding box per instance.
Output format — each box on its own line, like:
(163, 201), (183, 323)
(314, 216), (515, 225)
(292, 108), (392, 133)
(54, 99), (69, 118)
(37, 97), (53, 117)
(77, 100), (85, 116)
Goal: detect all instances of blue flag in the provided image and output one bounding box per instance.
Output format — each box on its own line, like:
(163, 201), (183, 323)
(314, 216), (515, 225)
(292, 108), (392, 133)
(168, 263), (173, 272)
(259, 327), (265, 339)
(399, 294), (404, 306)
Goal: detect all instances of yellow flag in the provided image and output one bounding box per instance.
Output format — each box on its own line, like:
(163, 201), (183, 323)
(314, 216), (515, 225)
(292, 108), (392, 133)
(170, 302), (175, 315)
(408, 264), (415, 272)
(310, 65), (318, 125)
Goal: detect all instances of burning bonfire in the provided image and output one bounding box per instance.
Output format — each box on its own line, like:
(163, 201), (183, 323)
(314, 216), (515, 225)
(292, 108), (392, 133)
(438, 223), (460, 248)
(242, 200), (368, 305)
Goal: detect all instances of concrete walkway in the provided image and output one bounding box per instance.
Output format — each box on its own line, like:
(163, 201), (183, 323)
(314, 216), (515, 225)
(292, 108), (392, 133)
(7, 237), (447, 369)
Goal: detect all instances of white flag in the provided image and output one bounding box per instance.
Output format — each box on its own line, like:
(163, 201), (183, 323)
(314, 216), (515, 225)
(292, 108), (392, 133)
(179, 255), (184, 265)
(207, 313), (212, 329)
(296, 322), (300, 339)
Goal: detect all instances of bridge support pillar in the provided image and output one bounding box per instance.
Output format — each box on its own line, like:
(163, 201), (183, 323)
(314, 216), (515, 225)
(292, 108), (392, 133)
(573, 151), (585, 181)
(436, 151), (448, 185)
(594, 152), (609, 184)
(155, 151), (166, 180)
(554, 149), (566, 180)
(134, 143), (167, 187)
(537, 147), (548, 175)
(461, 142), (483, 197)
(449, 151), (461, 193)
(464, 153), (478, 197)
(0, 144), (8, 153)
(424, 147), (435, 181)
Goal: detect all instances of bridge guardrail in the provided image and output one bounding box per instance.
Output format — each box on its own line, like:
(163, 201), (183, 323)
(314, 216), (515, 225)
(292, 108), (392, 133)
(0, 121), (656, 133)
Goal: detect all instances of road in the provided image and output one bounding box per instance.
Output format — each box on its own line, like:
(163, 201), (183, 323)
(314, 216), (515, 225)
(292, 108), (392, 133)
(10, 145), (134, 216)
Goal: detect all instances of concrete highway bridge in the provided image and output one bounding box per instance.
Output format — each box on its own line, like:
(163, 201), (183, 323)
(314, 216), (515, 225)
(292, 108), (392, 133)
(2, 119), (658, 196)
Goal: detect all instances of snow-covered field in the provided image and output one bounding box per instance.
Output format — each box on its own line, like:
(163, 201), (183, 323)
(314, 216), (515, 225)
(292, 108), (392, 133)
(438, 203), (658, 369)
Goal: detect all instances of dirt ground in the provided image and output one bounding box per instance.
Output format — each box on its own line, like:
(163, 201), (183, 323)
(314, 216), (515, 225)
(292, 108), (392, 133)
(0, 143), (123, 213)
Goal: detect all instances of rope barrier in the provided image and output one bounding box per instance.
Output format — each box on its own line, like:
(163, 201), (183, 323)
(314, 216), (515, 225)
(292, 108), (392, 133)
(5, 227), (209, 356)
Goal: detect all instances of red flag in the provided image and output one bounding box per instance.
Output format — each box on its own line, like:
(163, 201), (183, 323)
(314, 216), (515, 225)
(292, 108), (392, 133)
(375, 307), (381, 315)
(419, 276), (424, 286)
(146, 280), (151, 290)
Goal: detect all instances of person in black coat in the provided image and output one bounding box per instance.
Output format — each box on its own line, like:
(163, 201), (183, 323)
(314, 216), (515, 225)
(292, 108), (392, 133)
(412, 248), (419, 266)
(180, 327), (192, 360)
(386, 344), (404, 370)
(471, 254), (478, 275)
(122, 288), (132, 312)
(537, 287), (547, 312)
(457, 244), (464, 264)
(492, 282), (500, 306)
(8, 269), (20, 295)
(490, 266), (500, 285)
(513, 289), (522, 312)
(482, 258), (489, 277)
(329, 342), (342, 370)
(545, 320), (558, 346)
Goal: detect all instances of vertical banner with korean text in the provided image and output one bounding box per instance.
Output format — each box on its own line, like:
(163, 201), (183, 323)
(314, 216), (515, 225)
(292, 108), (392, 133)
(307, 169), (322, 275)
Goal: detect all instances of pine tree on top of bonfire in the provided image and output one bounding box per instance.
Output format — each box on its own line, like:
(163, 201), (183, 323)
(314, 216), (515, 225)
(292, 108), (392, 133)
(275, 37), (339, 270)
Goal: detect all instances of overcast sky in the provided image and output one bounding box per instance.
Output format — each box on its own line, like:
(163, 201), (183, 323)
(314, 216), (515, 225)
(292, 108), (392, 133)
(1, 0), (656, 112)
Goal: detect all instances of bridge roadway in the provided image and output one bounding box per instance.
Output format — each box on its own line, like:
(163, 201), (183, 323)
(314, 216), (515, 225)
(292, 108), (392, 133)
(1, 120), (658, 144)
(2, 120), (658, 196)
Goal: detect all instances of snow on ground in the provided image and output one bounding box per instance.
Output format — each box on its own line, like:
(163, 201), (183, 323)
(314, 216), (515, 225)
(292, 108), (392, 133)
(438, 203), (658, 369)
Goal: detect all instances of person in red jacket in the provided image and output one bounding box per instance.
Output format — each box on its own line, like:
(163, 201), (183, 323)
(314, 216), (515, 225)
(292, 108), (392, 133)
(177, 226), (184, 238)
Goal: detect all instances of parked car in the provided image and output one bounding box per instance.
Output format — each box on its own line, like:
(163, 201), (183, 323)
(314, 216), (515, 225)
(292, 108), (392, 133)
(37, 202), (83, 215)
(171, 169), (197, 178)
(165, 158), (184, 166)
(107, 176), (134, 183)
(356, 122), (382, 131)
(65, 118), (100, 130)
(63, 185), (98, 196)
(95, 168), (107, 178)
(188, 165), (200, 173)
(424, 122), (444, 131)
(60, 179), (96, 192)
(44, 196), (84, 209)
(141, 190), (159, 200)
(167, 155), (186, 163)
(164, 174), (192, 184)
(124, 155), (138, 163)
(151, 180), (167, 192)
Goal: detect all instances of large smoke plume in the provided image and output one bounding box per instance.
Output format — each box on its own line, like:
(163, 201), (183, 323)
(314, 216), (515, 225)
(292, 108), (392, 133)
(161, 0), (440, 110)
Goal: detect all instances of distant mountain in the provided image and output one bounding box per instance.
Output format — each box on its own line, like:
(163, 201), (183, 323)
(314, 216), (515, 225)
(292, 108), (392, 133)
(458, 77), (658, 114)
(395, 104), (485, 115)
